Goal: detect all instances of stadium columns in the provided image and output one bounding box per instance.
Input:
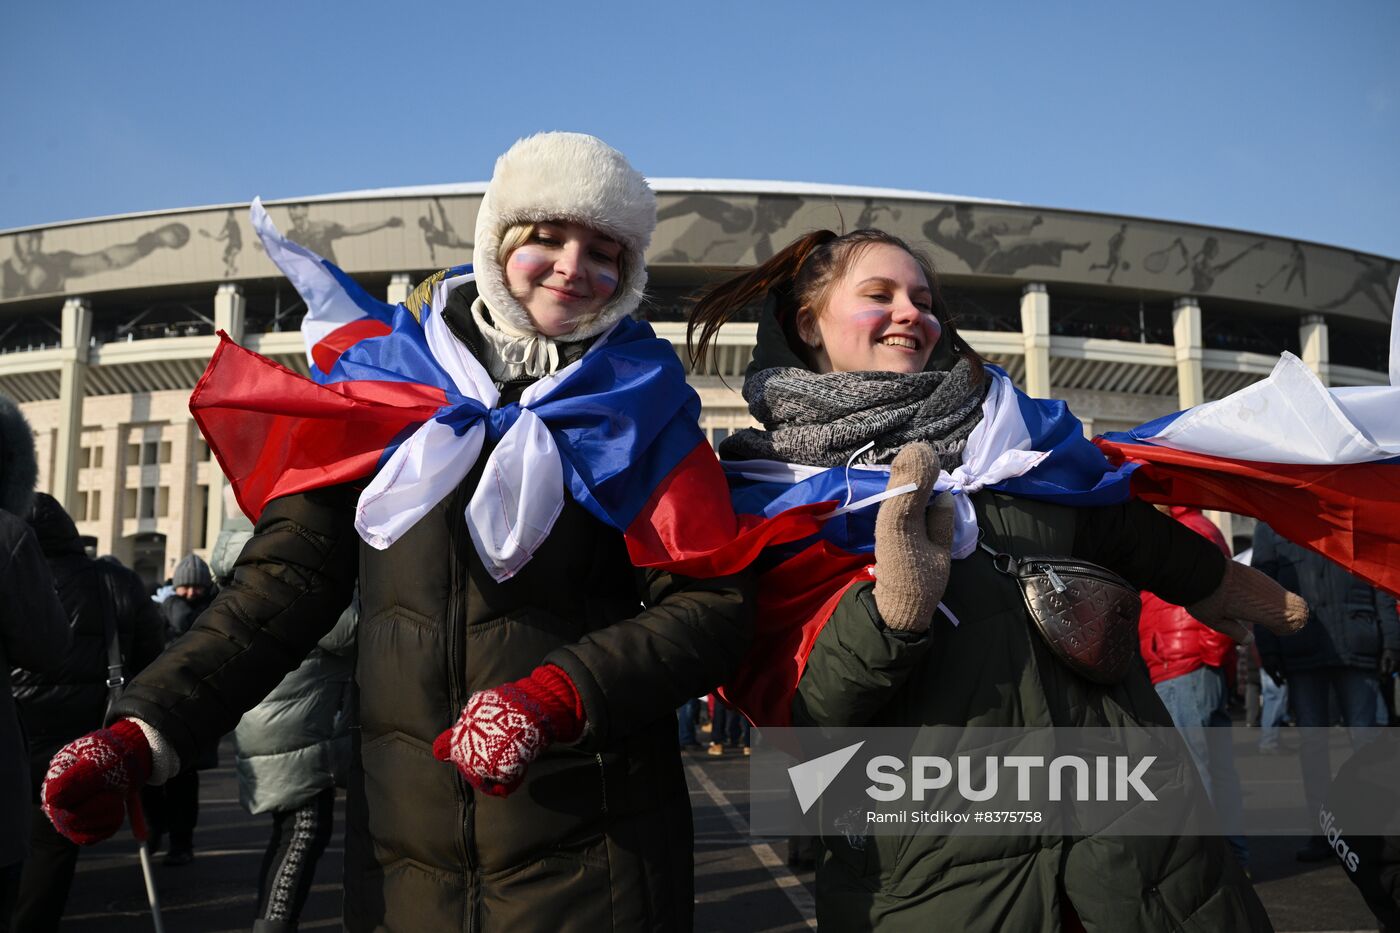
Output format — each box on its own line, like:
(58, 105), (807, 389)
(1173, 296), (1233, 542)
(54, 297), (92, 514)
(1020, 283), (1051, 397)
(214, 283), (246, 342)
(1299, 313), (1330, 386)
(205, 284), (246, 554)
(387, 274), (414, 306)
(1172, 297), (1205, 409)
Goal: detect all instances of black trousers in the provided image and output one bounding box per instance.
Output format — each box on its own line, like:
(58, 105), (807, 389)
(11, 806), (80, 933)
(0, 859), (23, 933)
(254, 787), (336, 929)
(144, 769), (200, 851)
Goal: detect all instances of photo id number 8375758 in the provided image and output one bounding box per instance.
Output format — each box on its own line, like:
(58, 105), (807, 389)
(973, 811), (1043, 823)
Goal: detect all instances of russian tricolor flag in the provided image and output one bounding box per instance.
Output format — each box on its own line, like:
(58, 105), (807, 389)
(192, 202), (819, 583)
(722, 296), (1400, 725)
(1095, 349), (1400, 599)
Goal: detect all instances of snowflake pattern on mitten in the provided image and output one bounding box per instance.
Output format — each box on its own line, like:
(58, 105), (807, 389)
(42, 719), (152, 845)
(442, 684), (548, 797)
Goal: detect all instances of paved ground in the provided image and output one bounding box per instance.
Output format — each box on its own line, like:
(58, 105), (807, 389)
(51, 738), (1381, 932)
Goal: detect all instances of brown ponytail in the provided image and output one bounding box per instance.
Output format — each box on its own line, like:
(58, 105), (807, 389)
(686, 230), (838, 370)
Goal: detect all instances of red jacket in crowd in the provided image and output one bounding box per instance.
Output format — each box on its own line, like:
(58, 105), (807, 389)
(1138, 507), (1235, 685)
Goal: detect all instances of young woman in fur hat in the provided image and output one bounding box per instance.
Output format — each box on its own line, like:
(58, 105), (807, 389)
(689, 228), (1307, 932)
(40, 133), (752, 932)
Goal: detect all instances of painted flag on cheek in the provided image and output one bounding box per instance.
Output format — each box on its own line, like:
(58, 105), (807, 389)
(721, 296), (1400, 727)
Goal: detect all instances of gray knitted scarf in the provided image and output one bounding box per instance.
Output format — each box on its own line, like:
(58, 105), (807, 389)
(720, 359), (986, 468)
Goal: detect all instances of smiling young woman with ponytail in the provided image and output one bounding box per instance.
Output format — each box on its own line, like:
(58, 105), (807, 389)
(690, 227), (1304, 932)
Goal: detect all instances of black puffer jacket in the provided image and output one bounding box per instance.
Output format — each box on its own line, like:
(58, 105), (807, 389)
(12, 493), (165, 791)
(113, 287), (754, 931)
(0, 508), (69, 866)
(1252, 521), (1400, 673)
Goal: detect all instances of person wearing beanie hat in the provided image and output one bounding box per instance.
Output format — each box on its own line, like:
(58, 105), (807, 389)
(145, 552), (218, 867)
(43, 134), (753, 931)
(164, 553), (215, 638)
(171, 553), (213, 592)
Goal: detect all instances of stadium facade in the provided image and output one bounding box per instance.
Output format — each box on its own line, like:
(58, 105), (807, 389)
(2, 181), (1395, 585)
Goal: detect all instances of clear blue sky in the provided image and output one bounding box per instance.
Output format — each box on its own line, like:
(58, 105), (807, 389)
(3, 0), (1397, 256)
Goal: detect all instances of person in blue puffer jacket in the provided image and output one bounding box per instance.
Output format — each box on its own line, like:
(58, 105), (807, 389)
(210, 489), (357, 933)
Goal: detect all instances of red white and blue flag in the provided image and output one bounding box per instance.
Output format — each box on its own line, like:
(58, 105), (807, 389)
(719, 366), (1137, 724)
(1095, 340), (1400, 601)
(200, 201), (1398, 725)
(191, 202), (821, 581)
(723, 294), (1400, 725)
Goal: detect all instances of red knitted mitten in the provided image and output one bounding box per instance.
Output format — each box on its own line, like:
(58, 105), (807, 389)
(433, 665), (585, 798)
(42, 719), (153, 845)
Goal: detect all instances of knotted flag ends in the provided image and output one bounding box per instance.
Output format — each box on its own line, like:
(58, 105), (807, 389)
(192, 204), (819, 582)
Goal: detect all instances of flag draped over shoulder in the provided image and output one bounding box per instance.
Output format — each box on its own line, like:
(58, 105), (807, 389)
(192, 202), (820, 582)
(719, 369), (1135, 726)
(724, 290), (1400, 726)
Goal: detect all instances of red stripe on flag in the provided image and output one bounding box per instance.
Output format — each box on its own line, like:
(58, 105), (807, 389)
(312, 318), (393, 374)
(1096, 438), (1400, 598)
(720, 543), (876, 727)
(624, 443), (831, 577)
(191, 334), (447, 520)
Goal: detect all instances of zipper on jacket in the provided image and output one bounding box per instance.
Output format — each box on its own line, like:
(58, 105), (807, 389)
(444, 484), (477, 883)
(596, 753), (608, 814)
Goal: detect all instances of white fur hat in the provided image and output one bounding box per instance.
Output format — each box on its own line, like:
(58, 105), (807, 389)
(473, 132), (656, 342)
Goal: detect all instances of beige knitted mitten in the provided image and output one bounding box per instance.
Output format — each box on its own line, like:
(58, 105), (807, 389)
(1186, 560), (1310, 644)
(872, 443), (955, 633)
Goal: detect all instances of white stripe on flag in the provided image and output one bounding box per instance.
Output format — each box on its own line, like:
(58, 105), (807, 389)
(250, 198), (370, 366)
(1148, 352), (1400, 465)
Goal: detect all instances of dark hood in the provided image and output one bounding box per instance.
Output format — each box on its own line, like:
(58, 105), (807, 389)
(0, 393), (38, 516)
(27, 492), (84, 558)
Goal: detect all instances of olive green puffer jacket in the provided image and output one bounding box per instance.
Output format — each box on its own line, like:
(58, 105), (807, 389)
(795, 491), (1273, 932)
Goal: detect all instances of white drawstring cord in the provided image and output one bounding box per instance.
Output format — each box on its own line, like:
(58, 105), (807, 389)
(817, 441), (919, 520)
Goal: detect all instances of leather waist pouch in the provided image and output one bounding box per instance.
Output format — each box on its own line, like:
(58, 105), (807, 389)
(983, 545), (1142, 685)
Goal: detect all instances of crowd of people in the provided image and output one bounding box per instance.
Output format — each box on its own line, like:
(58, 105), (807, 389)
(2, 132), (1397, 932)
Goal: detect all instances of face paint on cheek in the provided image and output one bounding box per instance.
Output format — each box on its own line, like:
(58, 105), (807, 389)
(509, 248), (553, 278)
(594, 268), (618, 296)
(924, 314), (944, 345)
(849, 308), (889, 330)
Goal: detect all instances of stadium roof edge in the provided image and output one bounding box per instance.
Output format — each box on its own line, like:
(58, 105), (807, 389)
(2, 181), (1394, 262)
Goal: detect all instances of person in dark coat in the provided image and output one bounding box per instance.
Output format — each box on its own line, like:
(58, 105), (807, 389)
(10, 493), (163, 931)
(1252, 520), (1400, 861)
(688, 228), (1308, 932)
(37, 133), (753, 932)
(1318, 732), (1400, 931)
(0, 396), (68, 933)
(142, 552), (217, 867)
